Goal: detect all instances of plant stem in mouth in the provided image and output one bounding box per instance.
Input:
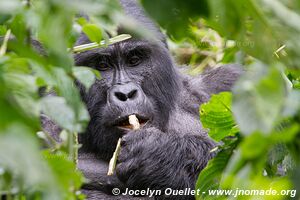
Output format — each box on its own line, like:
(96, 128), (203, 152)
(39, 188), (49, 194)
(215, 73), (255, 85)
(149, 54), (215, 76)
(129, 114), (140, 130)
(107, 115), (140, 175)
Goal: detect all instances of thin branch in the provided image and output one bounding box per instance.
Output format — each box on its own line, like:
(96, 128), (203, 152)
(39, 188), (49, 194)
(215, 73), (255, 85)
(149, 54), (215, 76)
(71, 34), (131, 53)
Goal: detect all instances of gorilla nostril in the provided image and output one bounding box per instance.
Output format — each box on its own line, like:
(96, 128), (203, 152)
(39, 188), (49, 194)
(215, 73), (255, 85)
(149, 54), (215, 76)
(114, 92), (127, 101)
(109, 83), (144, 104)
(128, 89), (137, 99)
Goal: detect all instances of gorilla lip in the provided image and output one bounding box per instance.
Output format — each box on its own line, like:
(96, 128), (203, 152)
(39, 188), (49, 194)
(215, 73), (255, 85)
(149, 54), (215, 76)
(114, 114), (149, 130)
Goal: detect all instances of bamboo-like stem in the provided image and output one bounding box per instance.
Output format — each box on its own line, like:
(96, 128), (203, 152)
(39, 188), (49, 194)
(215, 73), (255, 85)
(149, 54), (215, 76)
(74, 132), (79, 167)
(71, 34), (131, 53)
(0, 29), (11, 57)
(107, 138), (122, 176)
(68, 130), (74, 162)
(107, 114), (140, 175)
(129, 114), (140, 130)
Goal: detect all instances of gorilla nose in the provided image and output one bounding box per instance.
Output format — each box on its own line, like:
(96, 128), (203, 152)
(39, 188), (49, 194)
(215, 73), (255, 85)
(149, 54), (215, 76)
(109, 83), (143, 104)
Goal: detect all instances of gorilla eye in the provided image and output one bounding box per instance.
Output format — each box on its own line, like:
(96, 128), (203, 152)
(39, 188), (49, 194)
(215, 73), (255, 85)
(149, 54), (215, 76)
(97, 61), (110, 71)
(128, 56), (141, 66)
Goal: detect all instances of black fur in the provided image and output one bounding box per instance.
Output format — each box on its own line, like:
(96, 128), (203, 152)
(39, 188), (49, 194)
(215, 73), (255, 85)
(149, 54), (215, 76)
(44, 1), (243, 199)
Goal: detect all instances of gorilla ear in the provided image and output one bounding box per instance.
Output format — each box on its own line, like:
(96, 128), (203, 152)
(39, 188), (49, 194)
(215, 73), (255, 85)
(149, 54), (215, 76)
(118, 0), (168, 49)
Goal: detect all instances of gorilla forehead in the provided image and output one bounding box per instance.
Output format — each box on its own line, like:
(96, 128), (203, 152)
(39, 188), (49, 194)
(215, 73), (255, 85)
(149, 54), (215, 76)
(75, 38), (167, 66)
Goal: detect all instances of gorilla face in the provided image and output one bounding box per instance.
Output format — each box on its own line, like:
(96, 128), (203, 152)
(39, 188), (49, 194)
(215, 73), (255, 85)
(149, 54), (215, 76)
(75, 38), (180, 160)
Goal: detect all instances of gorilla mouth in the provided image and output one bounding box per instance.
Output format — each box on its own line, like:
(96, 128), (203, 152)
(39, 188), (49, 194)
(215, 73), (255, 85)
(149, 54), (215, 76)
(114, 114), (149, 130)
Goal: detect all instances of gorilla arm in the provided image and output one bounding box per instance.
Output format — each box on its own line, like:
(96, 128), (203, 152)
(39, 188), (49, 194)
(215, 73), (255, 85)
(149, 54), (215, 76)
(115, 127), (215, 193)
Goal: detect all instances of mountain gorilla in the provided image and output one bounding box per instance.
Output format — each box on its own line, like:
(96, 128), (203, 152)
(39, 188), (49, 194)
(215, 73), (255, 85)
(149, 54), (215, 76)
(43, 0), (242, 199)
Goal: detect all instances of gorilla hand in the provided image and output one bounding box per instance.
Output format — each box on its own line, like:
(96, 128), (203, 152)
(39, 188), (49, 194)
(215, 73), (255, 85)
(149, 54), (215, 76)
(116, 128), (215, 191)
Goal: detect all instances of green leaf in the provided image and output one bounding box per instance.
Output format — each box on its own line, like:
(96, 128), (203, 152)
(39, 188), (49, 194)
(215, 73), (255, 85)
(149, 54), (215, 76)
(266, 144), (289, 176)
(271, 124), (299, 143)
(282, 90), (300, 117)
(76, 17), (87, 26)
(207, 0), (244, 39)
(141, 0), (209, 40)
(196, 141), (237, 200)
(42, 150), (84, 198)
(31, 0), (75, 71)
(51, 67), (86, 120)
(9, 14), (27, 43)
(40, 96), (89, 133)
(0, 125), (61, 200)
(240, 132), (268, 160)
(0, 25), (8, 36)
(200, 92), (238, 142)
(0, 0), (22, 14)
(206, 0), (280, 64)
(73, 66), (97, 91)
(82, 24), (102, 43)
(232, 62), (286, 135)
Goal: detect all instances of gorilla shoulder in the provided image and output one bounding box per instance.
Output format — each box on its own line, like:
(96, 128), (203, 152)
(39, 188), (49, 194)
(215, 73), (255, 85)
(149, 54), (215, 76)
(182, 64), (243, 105)
(166, 64), (243, 137)
(197, 64), (243, 96)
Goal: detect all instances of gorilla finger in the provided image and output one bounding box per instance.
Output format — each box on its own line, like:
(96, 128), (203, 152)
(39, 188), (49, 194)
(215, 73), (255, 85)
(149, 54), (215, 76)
(116, 158), (138, 183)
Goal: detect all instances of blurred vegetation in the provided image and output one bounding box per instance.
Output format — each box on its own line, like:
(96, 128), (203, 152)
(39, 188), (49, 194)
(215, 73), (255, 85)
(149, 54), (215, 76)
(141, 0), (300, 199)
(0, 0), (299, 200)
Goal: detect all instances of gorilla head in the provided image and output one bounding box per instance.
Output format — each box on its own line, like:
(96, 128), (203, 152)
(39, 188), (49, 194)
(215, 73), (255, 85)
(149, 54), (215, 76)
(74, 6), (180, 160)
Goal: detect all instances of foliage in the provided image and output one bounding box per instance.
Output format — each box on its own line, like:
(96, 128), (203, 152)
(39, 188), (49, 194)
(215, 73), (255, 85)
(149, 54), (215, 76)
(0, 0), (299, 199)
(0, 0), (125, 199)
(141, 0), (300, 199)
(200, 92), (238, 142)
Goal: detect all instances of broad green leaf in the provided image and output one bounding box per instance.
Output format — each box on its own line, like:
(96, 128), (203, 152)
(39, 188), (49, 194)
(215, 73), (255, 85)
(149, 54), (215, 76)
(196, 139), (238, 200)
(30, 0), (75, 71)
(200, 92), (238, 142)
(0, 0), (22, 14)
(1, 62), (40, 123)
(73, 66), (97, 91)
(232, 62), (286, 135)
(270, 124), (299, 143)
(40, 96), (89, 133)
(82, 24), (102, 43)
(207, 0), (281, 64)
(76, 17), (87, 26)
(282, 90), (300, 117)
(4, 73), (38, 95)
(42, 150), (84, 198)
(207, 0), (244, 39)
(10, 14), (27, 43)
(0, 125), (60, 200)
(51, 67), (86, 120)
(141, 0), (209, 40)
(0, 25), (8, 36)
(240, 132), (268, 159)
(260, 0), (300, 69)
